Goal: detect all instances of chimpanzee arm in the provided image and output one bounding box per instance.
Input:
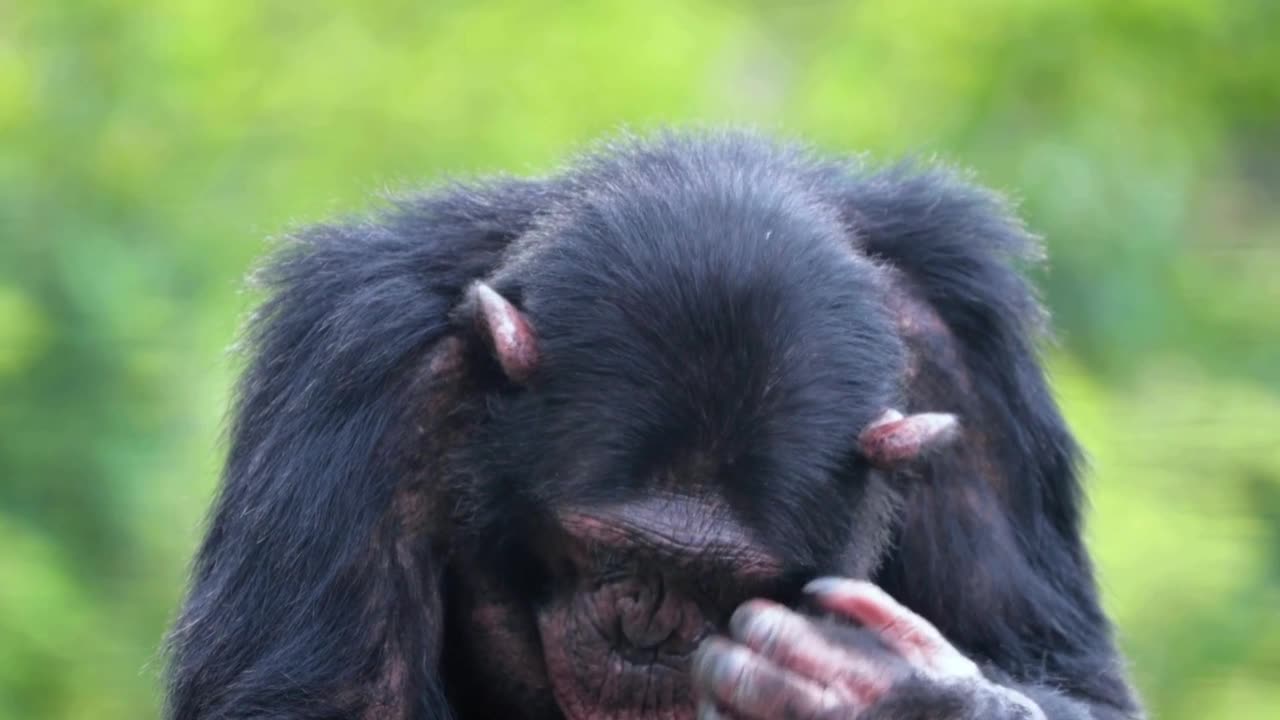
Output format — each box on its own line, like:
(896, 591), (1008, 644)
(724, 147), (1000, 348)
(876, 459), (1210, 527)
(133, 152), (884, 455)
(163, 180), (545, 719)
(688, 159), (1142, 720)
(840, 165), (1143, 718)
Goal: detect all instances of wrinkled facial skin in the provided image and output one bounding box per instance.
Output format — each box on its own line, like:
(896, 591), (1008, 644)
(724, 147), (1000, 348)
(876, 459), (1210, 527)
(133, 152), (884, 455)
(444, 477), (899, 720)
(534, 499), (791, 720)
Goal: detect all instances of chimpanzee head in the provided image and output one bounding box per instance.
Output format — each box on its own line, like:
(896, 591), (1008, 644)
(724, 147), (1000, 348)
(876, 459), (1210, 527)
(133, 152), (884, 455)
(434, 145), (958, 719)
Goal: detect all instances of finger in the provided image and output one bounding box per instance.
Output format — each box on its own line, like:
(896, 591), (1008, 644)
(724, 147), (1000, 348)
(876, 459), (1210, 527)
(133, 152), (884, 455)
(692, 636), (856, 720)
(803, 578), (978, 678)
(803, 578), (946, 651)
(728, 599), (894, 702)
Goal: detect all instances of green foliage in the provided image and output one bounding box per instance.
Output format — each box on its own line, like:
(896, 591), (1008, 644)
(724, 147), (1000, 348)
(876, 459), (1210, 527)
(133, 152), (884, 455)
(1, 1), (1276, 717)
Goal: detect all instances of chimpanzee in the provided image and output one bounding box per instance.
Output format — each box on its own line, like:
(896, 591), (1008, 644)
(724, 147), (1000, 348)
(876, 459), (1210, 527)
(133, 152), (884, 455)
(165, 130), (1144, 720)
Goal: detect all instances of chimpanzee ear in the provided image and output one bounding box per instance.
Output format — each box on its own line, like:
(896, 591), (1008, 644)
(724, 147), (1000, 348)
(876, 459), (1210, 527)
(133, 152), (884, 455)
(857, 409), (960, 469)
(460, 281), (540, 383)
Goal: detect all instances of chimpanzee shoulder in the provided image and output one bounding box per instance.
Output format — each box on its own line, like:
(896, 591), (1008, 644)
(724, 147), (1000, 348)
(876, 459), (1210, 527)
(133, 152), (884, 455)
(165, 129), (1141, 720)
(825, 166), (1137, 710)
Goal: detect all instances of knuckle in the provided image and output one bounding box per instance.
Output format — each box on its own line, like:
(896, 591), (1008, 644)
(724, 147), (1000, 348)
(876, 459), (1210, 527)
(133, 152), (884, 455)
(834, 663), (895, 704)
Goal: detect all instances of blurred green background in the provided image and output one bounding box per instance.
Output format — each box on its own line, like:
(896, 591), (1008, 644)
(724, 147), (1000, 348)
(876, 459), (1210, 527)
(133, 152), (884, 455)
(2, 1), (1278, 718)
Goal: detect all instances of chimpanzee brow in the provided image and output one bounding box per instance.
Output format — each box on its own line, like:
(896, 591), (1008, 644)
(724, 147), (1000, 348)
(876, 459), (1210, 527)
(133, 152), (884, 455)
(556, 498), (787, 582)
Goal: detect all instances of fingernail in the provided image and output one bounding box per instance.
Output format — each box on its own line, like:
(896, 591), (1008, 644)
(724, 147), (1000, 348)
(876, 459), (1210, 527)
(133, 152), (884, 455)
(701, 643), (751, 686)
(803, 576), (853, 595)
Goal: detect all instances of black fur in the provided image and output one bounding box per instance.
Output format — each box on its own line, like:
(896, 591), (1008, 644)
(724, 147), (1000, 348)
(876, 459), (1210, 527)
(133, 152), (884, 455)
(165, 130), (1141, 719)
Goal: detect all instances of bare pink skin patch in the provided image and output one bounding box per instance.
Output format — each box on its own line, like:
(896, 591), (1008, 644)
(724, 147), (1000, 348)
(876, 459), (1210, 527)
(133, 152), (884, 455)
(857, 410), (960, 469)
(469, 282), (539, 382)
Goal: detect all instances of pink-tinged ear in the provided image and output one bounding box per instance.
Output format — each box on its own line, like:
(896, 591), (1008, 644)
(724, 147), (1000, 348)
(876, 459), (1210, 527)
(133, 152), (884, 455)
(467, 282), (539, 383)
(857, 409), (959, 469)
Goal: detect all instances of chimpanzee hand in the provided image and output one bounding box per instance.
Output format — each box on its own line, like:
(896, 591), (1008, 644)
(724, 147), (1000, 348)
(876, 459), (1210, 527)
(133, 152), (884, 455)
(692, 578), (1046, 720)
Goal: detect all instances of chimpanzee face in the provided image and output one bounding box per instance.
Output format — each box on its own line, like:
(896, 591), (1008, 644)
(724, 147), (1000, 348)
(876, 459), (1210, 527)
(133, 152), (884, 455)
(440, 191), (912, 719)
(447, 387), (904, 719)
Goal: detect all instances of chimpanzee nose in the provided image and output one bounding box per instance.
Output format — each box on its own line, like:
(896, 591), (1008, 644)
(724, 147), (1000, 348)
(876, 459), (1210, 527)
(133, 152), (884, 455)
(614, 579), (707, 655)
(617, 585), (668, 648)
